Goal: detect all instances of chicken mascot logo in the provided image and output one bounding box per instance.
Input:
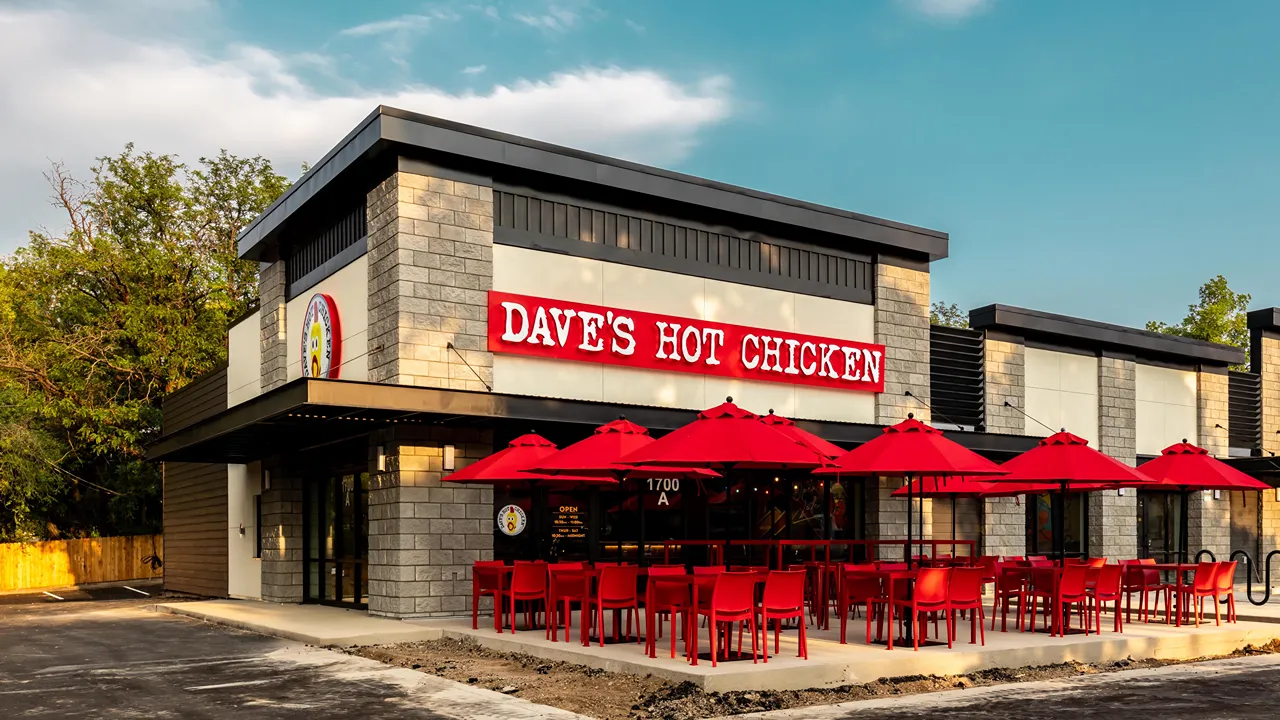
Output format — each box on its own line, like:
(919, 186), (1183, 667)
(497, 504), (527, 537)
(300, 294), (341, 378)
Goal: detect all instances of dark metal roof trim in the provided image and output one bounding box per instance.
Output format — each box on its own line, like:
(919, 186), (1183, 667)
(237, 106), (949, 262)
(970, 304), (1245, 367)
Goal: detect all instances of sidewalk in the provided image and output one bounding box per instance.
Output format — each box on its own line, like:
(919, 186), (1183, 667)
(154, 599), (443, 646)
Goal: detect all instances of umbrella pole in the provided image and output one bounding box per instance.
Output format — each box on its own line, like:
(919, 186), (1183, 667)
(1180, 489), (1190, 564)
(906, 475), (913, 569)
(1056, 481), (1067, 568)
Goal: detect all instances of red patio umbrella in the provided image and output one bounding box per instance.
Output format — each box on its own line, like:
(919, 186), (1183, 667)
(813, 414), (1007, 570)
(1139, 440), (1270, 562)
(443, 433), (613, 559)
(617, 399), (827, 469)
(531, 418), (720, 480)
(989, 430), (1155, 565)
(892, 475), (1008, 552)
(759, 411), (846, 460)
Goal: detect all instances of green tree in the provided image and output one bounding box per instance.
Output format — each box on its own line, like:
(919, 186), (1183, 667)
(930, 301), (969, 328)
(1146, 275), (1251, 367)
(0, 146), (289, 539)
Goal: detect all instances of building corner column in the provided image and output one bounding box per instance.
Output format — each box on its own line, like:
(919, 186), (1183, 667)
(868, 259), (931, 559)
(982, 334), (1026, 559)
(1188, 368), (1230, 560)
(259, 460), (303, 603)
(1253, 319), (1280, 562)
(1092, 354), (1137, 559)
(259, 261), (288, 392)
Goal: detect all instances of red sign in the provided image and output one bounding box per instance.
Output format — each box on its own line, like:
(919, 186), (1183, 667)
(487, 291), (885, 393)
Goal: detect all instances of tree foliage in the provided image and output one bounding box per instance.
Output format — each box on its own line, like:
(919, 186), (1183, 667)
(0, 146), (289, 540)
(930, 301), (969, 328)
(1145, 275), (1251, 367)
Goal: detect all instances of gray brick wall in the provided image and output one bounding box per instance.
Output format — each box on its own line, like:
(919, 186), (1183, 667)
(864, 479), (932, 562)
(874, 262), (930, 425)
(1188, 369), (1230, 560)
(1091, 355), (1137, 560)
(982, 335), (1027, 559)
(259, 260), (288, 392)
(1257, 335), (1280, 560)
(260, 466), (302, 603)
(367, 171), (494, 390)
(366, 426), (495, 618)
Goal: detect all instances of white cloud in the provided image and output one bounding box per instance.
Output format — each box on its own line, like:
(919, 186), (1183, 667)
(514, 5), (580, 33)
(0, 3), (732, 252)
(339, 13), (439, 37)
(462, 64), (487, 75)
(898, 0), (993, 20)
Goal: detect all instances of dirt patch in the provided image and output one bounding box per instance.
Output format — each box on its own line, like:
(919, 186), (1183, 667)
(350, 637), (1280, 720)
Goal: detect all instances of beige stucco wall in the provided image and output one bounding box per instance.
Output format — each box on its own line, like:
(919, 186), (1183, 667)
(227, 310), (261, 407)
(286, 255), (369, 383)
(1024, 347), (1099, 444)
(1135, 363), (1198, 456)
(490, 245), (877, 422)
(227, 462), (262, 600)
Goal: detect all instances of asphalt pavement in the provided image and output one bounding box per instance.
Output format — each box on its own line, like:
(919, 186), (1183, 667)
(0, 596), (585, 719)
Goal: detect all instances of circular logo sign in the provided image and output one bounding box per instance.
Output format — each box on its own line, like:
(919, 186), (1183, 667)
(497, 504), (527, 537)
(300, 293), (342, 378)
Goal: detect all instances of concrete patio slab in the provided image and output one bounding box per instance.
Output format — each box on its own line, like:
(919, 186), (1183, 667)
(154, 599), (444, 647)
(410, 611), (1280, 692)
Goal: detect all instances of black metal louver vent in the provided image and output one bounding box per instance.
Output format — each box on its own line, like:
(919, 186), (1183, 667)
(1229, 370), (1262, 453)
(286, 204), (367, 291)
(494, 190), (873, 303)
(929, 326), (984, 430)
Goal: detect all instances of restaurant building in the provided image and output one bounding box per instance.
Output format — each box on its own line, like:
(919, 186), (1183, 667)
(151, 106), (1280, 618)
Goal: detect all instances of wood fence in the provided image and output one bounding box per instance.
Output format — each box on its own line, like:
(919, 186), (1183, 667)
(0, 534), (164, 592)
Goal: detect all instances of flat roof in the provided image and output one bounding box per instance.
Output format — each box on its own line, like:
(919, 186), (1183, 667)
(237, 106), (949, 263)
(970, 304), (1246, 367)
(150, 378), (1035, 464)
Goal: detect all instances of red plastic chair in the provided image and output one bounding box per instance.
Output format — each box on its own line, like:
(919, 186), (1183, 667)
(1019, 567), (1056, 632)
(547, 564), (586, 642)
(691, 572), (759, 667)
(990, 561), (1025, 632)
(501, 562), (548, 634)
(976, 556), (1000, 584)
(1028, 556), (1053, 568)
(1121, 559), (1169, 623)
(1177, 562), (1221, 627)
(838, 564), (888, 645)
(948, 567), (986, 646)
(892, 567), (952, 650)
(1052, 566), (1090, 636)
(1088, 564), (1124, 634)
(1214, 560), (1238, 624)
(472, 561), (506, 630)
(645, 565), (690, 658)
(585, 565), (642, 646)
(1087, 557), (1108, 568)
(760, 570), (808, 662)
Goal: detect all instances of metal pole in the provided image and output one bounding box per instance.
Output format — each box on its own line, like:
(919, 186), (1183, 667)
(906, 476), (914, 570)
(1056, 482), (1067, 567)
(1180, 489), (1190, 564)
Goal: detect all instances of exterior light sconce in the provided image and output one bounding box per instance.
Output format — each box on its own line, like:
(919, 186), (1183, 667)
(1117, 488), (1126, 496)
(263, 470), (271, 491)
(443, 445), (456, 471)
(376, 445), (386, 472)
(1213, 489), (1222, 500)
(1275, 488), (1279, 503)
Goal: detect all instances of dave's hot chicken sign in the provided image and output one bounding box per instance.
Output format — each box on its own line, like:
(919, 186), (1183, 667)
(487, 291), (885, 393)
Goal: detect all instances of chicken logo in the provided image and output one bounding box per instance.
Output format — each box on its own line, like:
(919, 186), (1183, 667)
(300, 293), (342, 378)
(497, 504), (527, 537)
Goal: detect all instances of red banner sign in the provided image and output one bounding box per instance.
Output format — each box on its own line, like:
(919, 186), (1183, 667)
(487, 291), (885, 393)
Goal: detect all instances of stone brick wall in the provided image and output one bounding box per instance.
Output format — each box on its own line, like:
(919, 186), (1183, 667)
(1091, 355), (1137, 559)
(869, 262), (930, 555)
(1256, 334), (1280, 560)
(366, 426), (495, 618)
(259, 465), (303, 603)
(259, 260), (289, 392)
(367, 171), (494, 390)
(864, 480), (931, 562)
(874, 262), (930, 425)
(1188, 369), (1231, 560)
(982, 335), (1026, 559)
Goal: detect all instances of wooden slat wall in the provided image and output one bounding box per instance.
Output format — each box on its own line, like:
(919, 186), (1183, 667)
(161, 367), (228, 435)
(0, 535), (164, 592)
(163, 462), (228, 597)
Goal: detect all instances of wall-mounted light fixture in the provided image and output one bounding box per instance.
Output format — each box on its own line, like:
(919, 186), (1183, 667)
(376, 445), (386, 472)
(443, 444), (456, 471)
(263, 469), (271, 491)
(1117, 488), (1126, 496)
(1214, 489), (1222, 500)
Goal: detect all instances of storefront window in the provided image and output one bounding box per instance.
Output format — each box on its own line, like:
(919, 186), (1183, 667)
(1137, 491), (1184, 563)
(1026, 493), (1087, 558)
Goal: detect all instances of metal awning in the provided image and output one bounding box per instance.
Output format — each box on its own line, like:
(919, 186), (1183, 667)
(149, 378), (1043, 464)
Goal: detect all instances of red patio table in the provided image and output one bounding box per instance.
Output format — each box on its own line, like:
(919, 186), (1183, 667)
(1149, 563), (1200, 627)
(844, 567), (919, 650)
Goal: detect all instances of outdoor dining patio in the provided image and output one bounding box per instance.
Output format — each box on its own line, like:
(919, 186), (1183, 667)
(443, 398), (1271, 679)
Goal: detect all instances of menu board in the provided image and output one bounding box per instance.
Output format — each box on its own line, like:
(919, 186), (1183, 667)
(551, 504), (587, 541)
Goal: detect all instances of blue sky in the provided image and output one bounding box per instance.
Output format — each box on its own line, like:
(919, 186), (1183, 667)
(2, 0), (1278, 329)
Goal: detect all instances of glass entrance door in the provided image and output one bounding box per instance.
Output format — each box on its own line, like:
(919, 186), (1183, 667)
(304, 472), (369, 608)
(1137, 491), (1183, 563)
